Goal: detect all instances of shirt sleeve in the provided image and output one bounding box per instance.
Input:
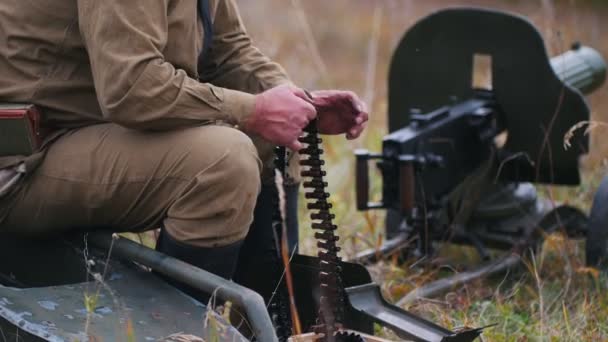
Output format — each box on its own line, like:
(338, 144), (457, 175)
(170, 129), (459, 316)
(77, 0), (256, 130)
(199, 0), (291, 94)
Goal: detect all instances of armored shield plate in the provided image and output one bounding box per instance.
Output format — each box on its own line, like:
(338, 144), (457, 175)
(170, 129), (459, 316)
(388, 8), (590, 185)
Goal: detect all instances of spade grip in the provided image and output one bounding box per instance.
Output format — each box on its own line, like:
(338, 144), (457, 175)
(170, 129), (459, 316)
(355, 149), (416, 214)
(355, 149), (384, 211)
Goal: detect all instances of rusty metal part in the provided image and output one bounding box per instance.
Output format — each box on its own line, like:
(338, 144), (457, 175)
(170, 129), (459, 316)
(269, 146), (295, 341)
(299, 120), (345, 342)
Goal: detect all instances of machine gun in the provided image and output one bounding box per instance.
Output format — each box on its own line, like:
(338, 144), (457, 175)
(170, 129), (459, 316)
(354, 8), (607, 299)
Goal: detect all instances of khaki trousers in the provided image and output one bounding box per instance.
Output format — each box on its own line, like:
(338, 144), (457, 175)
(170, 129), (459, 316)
(0, 123), (263, 248)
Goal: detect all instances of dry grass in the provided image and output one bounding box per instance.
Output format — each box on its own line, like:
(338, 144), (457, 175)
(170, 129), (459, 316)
(238, 0), (608, 340)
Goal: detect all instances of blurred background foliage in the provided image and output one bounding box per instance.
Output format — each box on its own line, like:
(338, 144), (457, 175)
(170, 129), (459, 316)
(236, 1), (608, 340)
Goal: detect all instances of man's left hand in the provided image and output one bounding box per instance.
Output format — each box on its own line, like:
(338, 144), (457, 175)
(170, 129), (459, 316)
(306, 90), (369, 140)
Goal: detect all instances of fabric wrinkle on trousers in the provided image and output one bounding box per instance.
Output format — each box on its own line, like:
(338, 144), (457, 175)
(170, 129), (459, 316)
(0, 123), (262, 248)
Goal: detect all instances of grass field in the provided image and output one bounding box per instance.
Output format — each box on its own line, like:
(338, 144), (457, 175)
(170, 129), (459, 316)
(237, 1), (608, 340)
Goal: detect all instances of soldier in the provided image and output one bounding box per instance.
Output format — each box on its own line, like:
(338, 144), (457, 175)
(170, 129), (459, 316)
(0, 0), (368, 284)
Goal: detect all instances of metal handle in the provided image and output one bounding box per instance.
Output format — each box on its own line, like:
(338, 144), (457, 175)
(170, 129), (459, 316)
(355, 149), (385, 211)
(398, 160), (416, 215)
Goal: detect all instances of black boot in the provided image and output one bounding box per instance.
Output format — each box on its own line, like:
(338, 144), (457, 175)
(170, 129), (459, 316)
(155, 231), (243, 301)
(233, 182), (300, 303)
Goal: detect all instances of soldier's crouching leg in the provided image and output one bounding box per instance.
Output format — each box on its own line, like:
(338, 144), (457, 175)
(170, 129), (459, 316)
(158, 126), (262, 280)
(160, 128), (262, 249)
(0, 123), (261, 278)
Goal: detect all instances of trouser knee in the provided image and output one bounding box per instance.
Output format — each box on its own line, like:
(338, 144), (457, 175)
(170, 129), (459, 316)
(163, 127), (262, 247)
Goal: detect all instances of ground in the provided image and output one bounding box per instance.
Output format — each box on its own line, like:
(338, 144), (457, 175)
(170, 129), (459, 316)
(236, 1), (608, 341)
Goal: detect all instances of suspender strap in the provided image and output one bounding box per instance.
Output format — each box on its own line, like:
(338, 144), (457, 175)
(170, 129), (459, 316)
(197, 0), (214, 67)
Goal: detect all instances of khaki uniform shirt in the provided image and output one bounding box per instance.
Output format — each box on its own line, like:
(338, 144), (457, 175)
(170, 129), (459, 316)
(0, 0), (297, 206)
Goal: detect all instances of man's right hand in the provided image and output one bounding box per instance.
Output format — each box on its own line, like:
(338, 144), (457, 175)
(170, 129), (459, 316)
(245, 84), (317, 151)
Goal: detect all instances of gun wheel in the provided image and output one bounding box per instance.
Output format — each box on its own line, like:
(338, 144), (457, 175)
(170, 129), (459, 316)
(586, 176), (608, 269)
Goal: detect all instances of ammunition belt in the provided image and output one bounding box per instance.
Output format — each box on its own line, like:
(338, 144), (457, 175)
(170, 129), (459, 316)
(299, 120), (345, 340)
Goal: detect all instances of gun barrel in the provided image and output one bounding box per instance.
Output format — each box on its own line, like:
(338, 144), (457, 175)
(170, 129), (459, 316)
(551, 44), (607, 95)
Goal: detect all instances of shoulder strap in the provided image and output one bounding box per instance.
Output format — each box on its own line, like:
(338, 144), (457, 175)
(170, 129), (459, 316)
(197, 0), (214, 66)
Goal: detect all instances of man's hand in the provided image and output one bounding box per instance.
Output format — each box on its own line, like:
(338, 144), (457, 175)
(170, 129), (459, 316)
(245, 84), (317, 151)
(307, 90), (369, 140)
